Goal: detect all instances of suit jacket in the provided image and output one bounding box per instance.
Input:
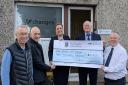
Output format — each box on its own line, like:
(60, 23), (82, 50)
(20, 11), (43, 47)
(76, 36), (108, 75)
(28, 38), (51, 83)
(77, 32), (101, 40)
(48, 35), (70, 61)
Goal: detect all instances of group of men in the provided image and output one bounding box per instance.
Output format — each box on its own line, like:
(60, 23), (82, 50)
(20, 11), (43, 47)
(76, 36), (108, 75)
(1, 20), (128, 85)
(1, 26), (55, 85)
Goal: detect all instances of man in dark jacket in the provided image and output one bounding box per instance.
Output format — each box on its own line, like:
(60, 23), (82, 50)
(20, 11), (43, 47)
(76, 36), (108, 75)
(28, 26), (53, 85)
(1, 25), (34, 85)
(77, 21), (101, 85)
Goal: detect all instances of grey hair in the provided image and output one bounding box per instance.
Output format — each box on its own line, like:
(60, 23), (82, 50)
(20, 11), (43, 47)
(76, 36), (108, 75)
(15, 25), (30, 34)
(14, 25), (30, 39)
(83, 20), (93, 31)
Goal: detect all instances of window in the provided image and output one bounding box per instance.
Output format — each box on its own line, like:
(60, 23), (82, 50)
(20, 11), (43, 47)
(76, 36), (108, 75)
(15, 4), (63, 38)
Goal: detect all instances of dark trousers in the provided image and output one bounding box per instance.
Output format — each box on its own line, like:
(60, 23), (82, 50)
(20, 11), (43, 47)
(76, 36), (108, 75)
(34, 79), (52, 85)
(104, 77), (126, 85)
(78, 67), (98, 85)
(53, 66), (70, 85)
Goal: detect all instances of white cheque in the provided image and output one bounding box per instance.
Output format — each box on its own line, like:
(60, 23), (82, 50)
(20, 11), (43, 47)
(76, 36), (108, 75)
(52, 40), (103, 68)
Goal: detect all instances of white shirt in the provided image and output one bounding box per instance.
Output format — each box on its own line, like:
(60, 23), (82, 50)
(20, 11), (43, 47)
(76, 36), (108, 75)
(58, 35), (63, 40)
(103, 43), (128, 80)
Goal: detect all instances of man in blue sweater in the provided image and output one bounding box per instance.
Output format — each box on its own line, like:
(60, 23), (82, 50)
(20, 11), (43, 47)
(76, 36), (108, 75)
(1, 25), (34, 85)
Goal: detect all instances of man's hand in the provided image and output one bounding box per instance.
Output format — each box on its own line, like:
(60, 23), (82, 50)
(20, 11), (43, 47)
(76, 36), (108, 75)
(100, 65), (105, 70)
(51, 64), (56, 70)
(49, 61), (56, 70)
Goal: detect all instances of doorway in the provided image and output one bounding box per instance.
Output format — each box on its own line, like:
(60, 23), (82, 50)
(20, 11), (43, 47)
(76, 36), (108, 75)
(68, 7), (93, 39)
(68, 7), (93, 81)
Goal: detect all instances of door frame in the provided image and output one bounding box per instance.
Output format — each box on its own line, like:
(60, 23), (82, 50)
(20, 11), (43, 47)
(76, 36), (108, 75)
(68, 7), (94, 38)
(68, 7), (94, 81)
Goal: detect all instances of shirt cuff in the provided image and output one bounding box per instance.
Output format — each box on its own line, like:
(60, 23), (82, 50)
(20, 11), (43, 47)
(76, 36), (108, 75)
(104, 67), (109, 72)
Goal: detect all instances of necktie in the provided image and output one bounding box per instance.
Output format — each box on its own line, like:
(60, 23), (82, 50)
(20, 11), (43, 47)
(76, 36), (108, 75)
(86, 33), (90, 40)
(105, 48), (114, 66)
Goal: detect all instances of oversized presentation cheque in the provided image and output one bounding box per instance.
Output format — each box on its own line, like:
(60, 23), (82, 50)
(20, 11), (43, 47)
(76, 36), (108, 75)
(52, 40), (103, 68)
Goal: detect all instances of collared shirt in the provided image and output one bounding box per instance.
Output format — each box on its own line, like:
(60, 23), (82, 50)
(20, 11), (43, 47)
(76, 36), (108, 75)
(1, 49), (12, 85)
(103, 43), (128, 80)
(85, 32), (91, 40)
(58, 35), (64, 40)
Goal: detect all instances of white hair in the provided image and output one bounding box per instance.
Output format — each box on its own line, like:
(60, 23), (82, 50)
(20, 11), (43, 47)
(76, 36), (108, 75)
(14, 25), (30, 39)
(15, 25), (30, 34)
(83, 20), (93, 32)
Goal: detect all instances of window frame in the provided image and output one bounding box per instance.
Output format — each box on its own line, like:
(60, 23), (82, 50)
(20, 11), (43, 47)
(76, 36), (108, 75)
(15, 3), (64, 40)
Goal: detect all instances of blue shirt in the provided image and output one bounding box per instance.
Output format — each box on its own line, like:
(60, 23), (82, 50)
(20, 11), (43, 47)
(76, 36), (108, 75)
(1, 49), (12, 85)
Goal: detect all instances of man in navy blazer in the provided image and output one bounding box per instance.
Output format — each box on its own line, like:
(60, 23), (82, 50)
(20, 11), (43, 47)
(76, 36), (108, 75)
(77, 21), (101, 85)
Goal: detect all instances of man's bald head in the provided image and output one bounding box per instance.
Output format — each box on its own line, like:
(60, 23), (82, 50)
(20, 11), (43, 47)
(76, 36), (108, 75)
(30, 26), (41, 42)
(109, 32), (120, 47)
(83, 20), (92, 33)
(31, 26), (40, 33)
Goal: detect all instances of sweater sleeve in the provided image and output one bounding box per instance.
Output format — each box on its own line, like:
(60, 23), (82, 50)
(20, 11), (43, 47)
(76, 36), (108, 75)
(1, 49), (12, 85)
